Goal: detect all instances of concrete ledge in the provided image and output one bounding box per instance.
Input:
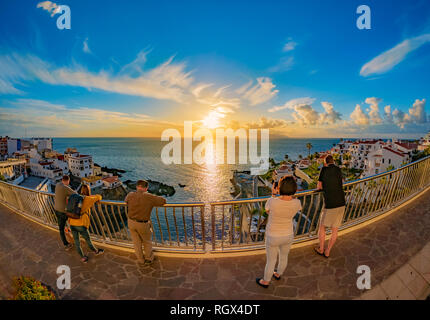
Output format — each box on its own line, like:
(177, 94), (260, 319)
(359, 241), (430, 300)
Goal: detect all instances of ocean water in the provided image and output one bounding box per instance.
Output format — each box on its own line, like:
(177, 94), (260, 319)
(53, 138), (339, 203)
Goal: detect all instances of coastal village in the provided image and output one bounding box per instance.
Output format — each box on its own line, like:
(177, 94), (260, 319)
(231, 132), (430, 199)
(0, 137), (175, 199)
(1, 133), (430, 201)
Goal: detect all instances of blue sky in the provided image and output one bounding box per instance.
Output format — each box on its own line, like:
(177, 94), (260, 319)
(0, 0), (429, 138)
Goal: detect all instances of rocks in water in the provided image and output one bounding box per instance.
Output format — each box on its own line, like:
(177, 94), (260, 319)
(123, 179), (175, 197)
(95, 163), (126, 178)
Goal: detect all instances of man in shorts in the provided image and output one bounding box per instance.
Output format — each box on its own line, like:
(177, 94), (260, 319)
(315, 154), (345, 258)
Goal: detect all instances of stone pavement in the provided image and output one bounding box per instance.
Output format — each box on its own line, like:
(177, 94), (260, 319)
(0, 188), (429, 300)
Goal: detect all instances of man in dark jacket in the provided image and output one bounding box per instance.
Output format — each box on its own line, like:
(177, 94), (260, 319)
(54, 175), (76, 250)
(315, 155), (345, 258)
(125, 180), (166, 264)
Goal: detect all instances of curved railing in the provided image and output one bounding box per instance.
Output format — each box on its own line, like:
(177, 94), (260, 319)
(0, 156), (429, 254)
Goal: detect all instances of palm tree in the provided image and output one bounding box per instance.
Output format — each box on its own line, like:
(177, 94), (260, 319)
(298, 154), (303, 160)
(284, 154), (289, 162)
(306, 143), (313, 158)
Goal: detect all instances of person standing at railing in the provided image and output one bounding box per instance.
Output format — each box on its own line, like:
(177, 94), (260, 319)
(68, 184), (104, 263)
(315, 154), (346, 258)
(125, 179), (166, 265)
(54, 175), (76, 250)
(256, 176), (302, 288)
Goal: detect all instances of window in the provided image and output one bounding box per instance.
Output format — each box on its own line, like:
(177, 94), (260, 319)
(376, 169), (379, 174)
(389, 159), (391, 164)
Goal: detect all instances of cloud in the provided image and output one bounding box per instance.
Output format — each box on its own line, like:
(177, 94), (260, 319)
(282, 38), (297, 52)
(268, 97), (316, 113)
(246, 117), (288, 129)
(360, 33), (430, 77)
(408, 98), (427, 123)
(0, 52), (194, 102)
(365, 97), (383, 124)
(0, 99), (181, 137)
(268, 56), (294, 73)
(37, 1), (60, 17)
(239, 77), (278, 106)
(83, 38), (91, 54)
(350, 104), (370, 126)
(350, 98), (428, 129)
(319, 102), (342, 125)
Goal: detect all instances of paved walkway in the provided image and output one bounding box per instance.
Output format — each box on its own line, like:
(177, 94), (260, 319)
(0, 189), (430, 300)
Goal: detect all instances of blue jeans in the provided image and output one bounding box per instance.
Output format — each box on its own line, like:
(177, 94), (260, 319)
(70, 225), (97, 258)
(55, 211), (69, 246)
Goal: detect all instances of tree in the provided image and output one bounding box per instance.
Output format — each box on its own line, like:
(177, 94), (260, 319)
(0, 174), (6, 182)
(284, 154), (289, 162)
(298, 154), (303, 160)
(386, 165), (395, 171)
(306, 143), (313, 158)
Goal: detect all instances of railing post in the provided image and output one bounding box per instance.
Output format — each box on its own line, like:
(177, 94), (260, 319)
(211, 204), (216, 251)
(200, 205), (206, 251)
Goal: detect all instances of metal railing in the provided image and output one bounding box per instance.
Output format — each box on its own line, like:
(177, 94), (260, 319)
(0, 156), (429, 254)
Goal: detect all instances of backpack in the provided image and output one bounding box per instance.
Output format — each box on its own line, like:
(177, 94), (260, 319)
(65, 194), (84, 219)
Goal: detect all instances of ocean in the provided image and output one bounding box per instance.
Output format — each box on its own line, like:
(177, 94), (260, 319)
(53, 138), (339, 203)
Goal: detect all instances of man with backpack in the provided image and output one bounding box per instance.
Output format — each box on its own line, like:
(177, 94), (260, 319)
(54, 175), (76, 250)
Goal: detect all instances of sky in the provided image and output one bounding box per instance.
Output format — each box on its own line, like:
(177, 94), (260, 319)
(0, 0), (429, 139)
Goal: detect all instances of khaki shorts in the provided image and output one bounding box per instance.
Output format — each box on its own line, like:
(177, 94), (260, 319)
(320, 206), (345, 228)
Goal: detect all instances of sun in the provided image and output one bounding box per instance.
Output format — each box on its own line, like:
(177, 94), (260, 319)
(202, 110), (223, 129)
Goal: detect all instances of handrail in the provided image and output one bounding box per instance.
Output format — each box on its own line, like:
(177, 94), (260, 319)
(0, 155), (429, 254)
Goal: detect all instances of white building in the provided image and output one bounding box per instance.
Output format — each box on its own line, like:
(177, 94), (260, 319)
(29, 160), (63, 183)
(273, 164), (294, 181)
(363, 147), (408, 177)
(30, 138), (53, 152)
(81, 175), (104, 190)
(7, 138), (22, 157)
(418, 132), (430, 151)
(102, 176), (122, 189)
(348, 140), (386, 170)
(64, 149), (94, 178)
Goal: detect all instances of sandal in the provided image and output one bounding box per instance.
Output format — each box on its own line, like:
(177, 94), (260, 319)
(272, 273), (281, 280)
(256, 278), (269, 288)
(314, 247), (325, 257)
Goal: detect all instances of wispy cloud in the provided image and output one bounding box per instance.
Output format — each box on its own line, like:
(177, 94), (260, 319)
(239, 77), (278, 106)
(282, 38), (297, 52)
(0, 52), (194, 102)
(37, 1), (60, 17)
(360, 33), (430, 77)
(83, 38), (91, 54)
(268, 97), (315, 113)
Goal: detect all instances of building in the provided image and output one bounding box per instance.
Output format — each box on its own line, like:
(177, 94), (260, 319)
(272, 164), (294, 181)
(64, 149), (94, 178)
(363, 147), (408, 177)
(102, 176), (122, 189)
(7, 138), (21, 157)
(29, 160), (63, 183)
(0, 159), (27, 183)
(348, 140), (386, 170)
(418, 132), (430, 151)
(81, 175), (104, 189)
(297, 159), (310, 169)
(0, 136), (8, 158)
(30, 138), (53, 152)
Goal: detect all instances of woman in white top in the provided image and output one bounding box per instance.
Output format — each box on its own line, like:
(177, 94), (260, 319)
(257, 176), (302, 288)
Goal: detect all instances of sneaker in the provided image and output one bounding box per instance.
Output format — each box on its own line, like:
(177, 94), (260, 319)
(144, 256), (155, 265)
(64, 243), (73, 251)
(81, 256), (89, 263)
(94, 248), (104, 256)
